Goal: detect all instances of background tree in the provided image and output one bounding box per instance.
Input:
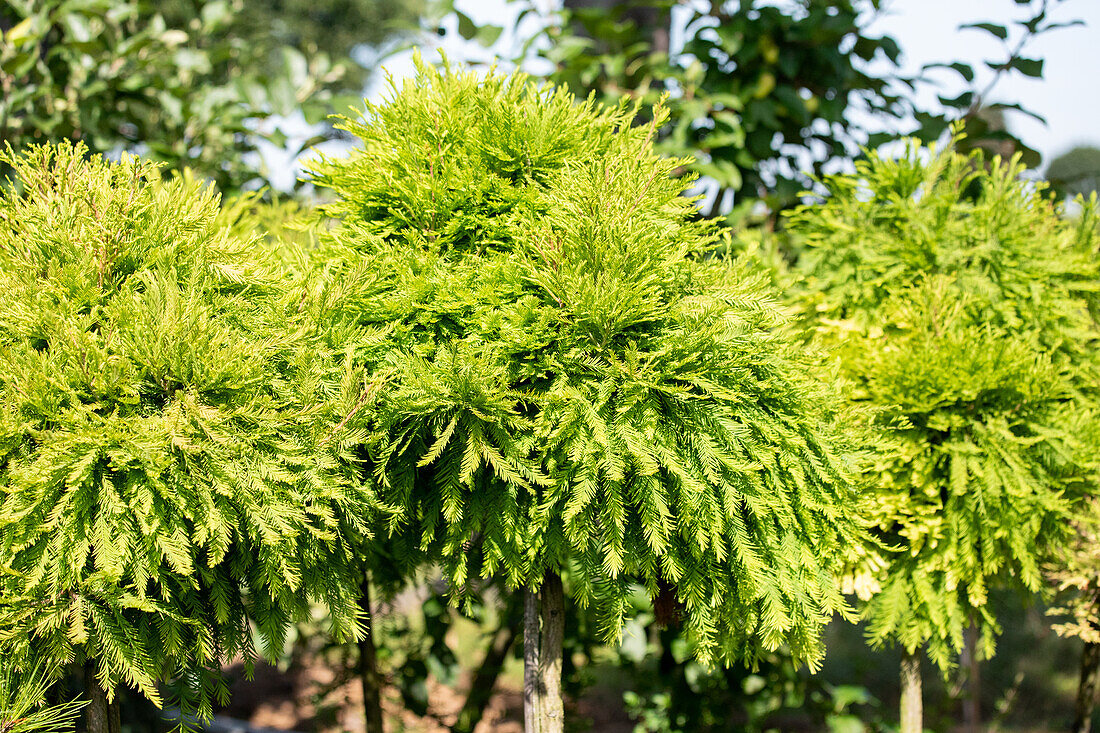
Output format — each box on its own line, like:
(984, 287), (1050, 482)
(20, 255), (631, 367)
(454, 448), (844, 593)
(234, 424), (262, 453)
(1047, 146), (1100, 202)
(0, 0), (349, 192)
(308, 57), (870, 732)
(152, 0), (425, 92)
(1047, 493), (1100, 733)
(0, 142), (370, 729)
(445, 0), (1075, 220)
(786, 138), (1100, 733)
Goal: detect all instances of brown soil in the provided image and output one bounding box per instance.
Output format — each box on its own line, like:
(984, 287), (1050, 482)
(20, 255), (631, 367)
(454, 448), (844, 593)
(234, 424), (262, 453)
(216, 660), (632, 733)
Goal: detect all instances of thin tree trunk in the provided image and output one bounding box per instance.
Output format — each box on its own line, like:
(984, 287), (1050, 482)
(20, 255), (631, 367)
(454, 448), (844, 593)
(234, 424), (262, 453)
(523, 585), (541, 733)
(963, 622), (981, 733)
(358, 573), (385, 733)
(900, 649), (922, 733)
(1074, 641), (1100, 733)
(452, 593), (522, 733)
(523, 571), (565, 733)
(539, 572), (565, 733)
(83, 663), (120, 733)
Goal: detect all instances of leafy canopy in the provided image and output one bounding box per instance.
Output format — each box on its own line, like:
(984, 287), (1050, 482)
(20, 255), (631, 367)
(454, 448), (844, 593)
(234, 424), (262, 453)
(0, 0), (349, 192)
(0, 142), (369, 719)
(308, 57), (867, 667)
(788, 138), (1100, 669)
(472, 0), (1071, 215)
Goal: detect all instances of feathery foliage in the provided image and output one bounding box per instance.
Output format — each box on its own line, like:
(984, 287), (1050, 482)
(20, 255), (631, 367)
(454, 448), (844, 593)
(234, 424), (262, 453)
(308, 57), (867, 668)
(1047, 495), (1100, 645)
(788, 137), (1100, 669)
(0, 142), (369, 720)
(0, 663), (85, 733)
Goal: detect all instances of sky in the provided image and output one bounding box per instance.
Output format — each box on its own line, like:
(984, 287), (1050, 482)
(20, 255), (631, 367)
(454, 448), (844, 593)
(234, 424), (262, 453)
(279, 0), (1100, 188)
(868, 0), (1100, 165)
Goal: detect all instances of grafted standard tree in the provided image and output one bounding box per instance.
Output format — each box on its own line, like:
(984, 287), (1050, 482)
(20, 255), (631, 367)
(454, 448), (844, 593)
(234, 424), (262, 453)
(789, 139), (1100, 733)
(309, 58), (869, 731)
(0, 143), (369, 730)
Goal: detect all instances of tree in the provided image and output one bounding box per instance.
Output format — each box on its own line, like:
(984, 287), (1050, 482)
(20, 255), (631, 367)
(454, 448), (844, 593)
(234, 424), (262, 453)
(452, 0), (1075, 218)
(787, 137), (1100, 733)
(152, 0), (425, 92)
(1047, 146), (1100, 202)
(0, 0), (349, 192)
(308, 57), (869, 731)
(0, 142), (369, 729)
(531, 0), (908, 211)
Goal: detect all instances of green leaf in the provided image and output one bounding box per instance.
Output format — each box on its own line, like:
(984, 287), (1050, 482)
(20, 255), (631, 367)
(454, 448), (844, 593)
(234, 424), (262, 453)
(923, 61), (974, 82)
(1008, 56), (1044, 78)
(960, 22), (1008, 40)
(4, 17), (40, 44)
(475, 23), (503, 46)
(455, 10), (477, 41)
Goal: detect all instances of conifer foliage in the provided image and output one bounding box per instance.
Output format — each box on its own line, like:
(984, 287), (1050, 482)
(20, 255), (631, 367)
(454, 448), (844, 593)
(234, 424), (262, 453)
(308, 58), (867, 727)
(0, 143), (368, 725)
(788, 139), (1100, 730)
(1047, 494), (1100, 733)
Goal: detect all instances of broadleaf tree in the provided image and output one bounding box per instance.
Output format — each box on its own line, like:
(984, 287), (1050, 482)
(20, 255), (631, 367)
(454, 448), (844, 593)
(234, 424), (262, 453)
(466, 0), (1077, 219)
(307, 57), (870, 730)
(0, 142), (371, 730)
(0, 0), (350, 192)
(787, 137), (1100, 733)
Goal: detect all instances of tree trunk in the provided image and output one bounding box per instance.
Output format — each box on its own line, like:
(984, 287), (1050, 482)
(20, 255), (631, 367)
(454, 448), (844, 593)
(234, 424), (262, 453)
(900, 649), (922, 733)
(358, 573), (386, 733)
(963, 622), (981, 733)
(83, 663), (120, 733)
(523, 585), (541, 733)
(1074, 640), (1100, 733)
(452, 593), (522, 733)
(523, 571), (565, 733)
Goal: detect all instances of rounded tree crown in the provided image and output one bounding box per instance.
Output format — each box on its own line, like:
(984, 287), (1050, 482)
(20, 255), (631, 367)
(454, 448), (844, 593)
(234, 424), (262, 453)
(310, 57), (866, 666)
(788, 137), (1100, 667)
(0, 142), (366, 715)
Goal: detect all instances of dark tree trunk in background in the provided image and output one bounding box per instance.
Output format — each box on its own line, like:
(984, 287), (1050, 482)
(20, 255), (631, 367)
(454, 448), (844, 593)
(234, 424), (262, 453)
(83, 662), (120, 733)
(452, 592), (522, 733)
(900, 649), (922, 733)
(962, 621), (981, 733)
(1075, 641), (1100, 733)
(358, 573), (386, 733)
(523, 572), (565, 733)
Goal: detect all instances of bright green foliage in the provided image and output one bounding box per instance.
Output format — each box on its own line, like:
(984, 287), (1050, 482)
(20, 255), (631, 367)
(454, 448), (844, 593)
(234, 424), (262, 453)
(1046, 494), (1100, 645)
(788, 139), (1100, 669)
(308, 58), (866, 667)
(1, 664), (84, 733)
(0, 143), (368, 719)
